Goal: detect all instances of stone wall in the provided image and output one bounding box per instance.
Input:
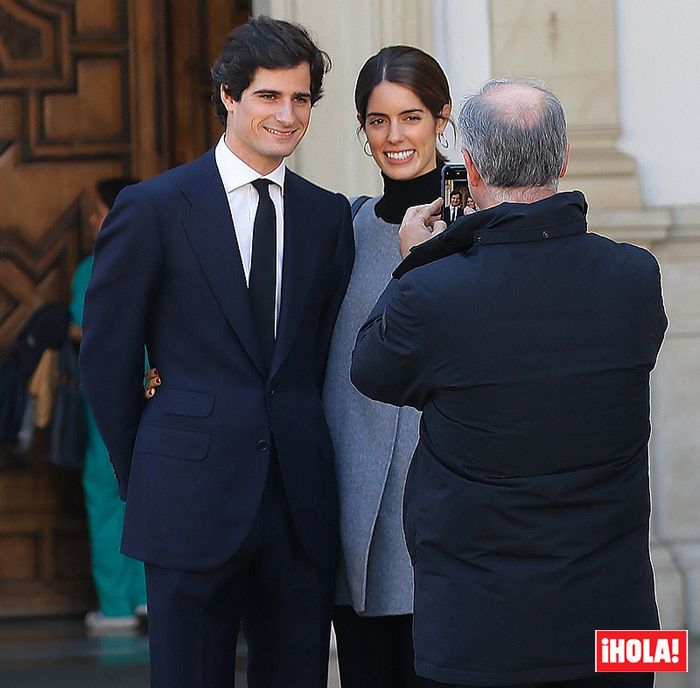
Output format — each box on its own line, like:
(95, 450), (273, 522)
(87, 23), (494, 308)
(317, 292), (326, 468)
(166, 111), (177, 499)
(591, 206), (700, 634)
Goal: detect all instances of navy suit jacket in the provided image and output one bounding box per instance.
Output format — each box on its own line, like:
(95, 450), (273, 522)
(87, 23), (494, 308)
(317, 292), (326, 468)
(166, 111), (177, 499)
(441, 204), (463, 224)
(80, 148), (354, 572)
(351, 192), (667, 685)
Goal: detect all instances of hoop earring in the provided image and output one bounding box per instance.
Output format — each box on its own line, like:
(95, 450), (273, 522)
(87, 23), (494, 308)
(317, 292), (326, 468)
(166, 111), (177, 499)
(363, 139), (373, 157)
(438, 132), (449, 149)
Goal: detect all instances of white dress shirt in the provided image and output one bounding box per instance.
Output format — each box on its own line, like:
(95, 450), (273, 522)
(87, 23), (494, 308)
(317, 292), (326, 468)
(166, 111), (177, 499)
(215, 135), (285, 332)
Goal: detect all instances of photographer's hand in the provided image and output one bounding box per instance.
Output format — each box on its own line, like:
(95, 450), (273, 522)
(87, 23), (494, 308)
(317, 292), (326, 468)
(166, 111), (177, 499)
(399, 197), (446, 259)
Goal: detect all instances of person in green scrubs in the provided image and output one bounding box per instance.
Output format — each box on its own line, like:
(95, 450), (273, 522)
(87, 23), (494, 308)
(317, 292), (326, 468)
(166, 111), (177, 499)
(70, 178), (147, 633)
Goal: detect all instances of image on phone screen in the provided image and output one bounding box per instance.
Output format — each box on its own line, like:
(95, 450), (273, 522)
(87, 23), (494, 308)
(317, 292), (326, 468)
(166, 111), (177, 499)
(441, 164), (475, 225)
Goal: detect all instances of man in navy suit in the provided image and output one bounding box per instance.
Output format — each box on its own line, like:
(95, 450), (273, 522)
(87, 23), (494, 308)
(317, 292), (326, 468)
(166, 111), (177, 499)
(351, 79), (665, 688)
(442, 190), (464, 225)
(80, 16), (353, 688)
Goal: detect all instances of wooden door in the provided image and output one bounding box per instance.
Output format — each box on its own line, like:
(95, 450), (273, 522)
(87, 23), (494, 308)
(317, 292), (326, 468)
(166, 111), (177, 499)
(0, 0), (168, 616)
(0, 0), (250, 618)
(166, 0), (250, 165)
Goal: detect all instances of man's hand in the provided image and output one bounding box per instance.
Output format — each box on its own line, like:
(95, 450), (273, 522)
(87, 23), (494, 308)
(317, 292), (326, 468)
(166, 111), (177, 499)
(399, 197), (446, 259)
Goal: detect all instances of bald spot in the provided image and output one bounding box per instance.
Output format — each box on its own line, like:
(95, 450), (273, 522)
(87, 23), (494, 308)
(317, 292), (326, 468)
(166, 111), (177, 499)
(483, 83), (546, 128)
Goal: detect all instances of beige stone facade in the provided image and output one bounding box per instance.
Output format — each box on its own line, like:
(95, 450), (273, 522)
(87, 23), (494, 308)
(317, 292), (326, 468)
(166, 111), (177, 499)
(592, 206), (700, 636)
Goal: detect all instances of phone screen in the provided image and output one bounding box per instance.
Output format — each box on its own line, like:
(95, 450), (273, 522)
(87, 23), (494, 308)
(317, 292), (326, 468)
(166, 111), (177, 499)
(441, 164), (474, 225)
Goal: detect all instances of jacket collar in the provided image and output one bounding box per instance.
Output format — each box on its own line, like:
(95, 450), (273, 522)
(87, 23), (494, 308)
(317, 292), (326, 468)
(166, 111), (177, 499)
(180, 150), (265, 373)
(179, 149), (316, 380)
(269, 171), (317, 379)
(394, 191), (588, 279)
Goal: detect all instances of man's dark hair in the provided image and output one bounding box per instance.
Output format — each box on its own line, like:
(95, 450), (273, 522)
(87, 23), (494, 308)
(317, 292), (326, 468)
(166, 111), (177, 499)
(96, 177), (140, 210)
(450, 190), (462, 199)
(211, 15), (331, 124)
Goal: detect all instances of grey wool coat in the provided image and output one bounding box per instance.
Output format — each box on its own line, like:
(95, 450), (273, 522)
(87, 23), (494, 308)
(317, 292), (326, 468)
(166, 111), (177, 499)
(322, 197), (420, 616)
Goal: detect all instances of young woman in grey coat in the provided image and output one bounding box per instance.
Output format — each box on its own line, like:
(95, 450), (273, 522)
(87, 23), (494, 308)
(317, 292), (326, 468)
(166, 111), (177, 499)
(322, 46), (453, 688)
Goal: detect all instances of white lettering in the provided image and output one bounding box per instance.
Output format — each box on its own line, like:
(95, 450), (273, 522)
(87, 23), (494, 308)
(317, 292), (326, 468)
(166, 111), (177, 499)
(655, 639), (671, 663)
(598, 632), (686, 669)
(610, 639), (626, 662)
(627, 639), (641, 662)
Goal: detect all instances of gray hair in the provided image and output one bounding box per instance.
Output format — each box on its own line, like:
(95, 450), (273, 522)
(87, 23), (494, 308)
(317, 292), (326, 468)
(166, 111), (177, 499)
(457, 78), (567, 190)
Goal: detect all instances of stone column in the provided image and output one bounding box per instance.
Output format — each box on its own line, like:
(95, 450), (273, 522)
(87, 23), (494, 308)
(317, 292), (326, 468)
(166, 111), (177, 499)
(489, 0), (641, 208)
(254, 0), (434, 197)
(647, 209), (700, 635)
(588, 206), (700, 633)
(431, 0), (492, 164)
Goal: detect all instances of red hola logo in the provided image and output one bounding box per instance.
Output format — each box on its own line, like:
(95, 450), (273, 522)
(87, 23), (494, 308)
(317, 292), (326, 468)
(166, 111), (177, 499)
(595, 630), (688, 672)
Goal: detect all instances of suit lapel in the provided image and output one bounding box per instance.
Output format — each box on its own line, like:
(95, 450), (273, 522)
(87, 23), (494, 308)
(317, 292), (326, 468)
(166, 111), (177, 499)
(270, 173), (316, 378)
(180, 150), (265, 375)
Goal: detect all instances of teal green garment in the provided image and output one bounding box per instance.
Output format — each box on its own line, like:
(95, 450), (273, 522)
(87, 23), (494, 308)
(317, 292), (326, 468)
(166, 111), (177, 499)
(71, 255), (146, 617)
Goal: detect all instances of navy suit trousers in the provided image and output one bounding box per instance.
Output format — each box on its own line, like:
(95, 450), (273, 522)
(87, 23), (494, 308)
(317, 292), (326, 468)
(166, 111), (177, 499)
(145, 450), (334, 688)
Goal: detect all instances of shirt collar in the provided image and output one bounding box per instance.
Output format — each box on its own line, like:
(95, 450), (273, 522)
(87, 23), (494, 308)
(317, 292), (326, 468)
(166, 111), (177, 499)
(215, 134), (286, 194)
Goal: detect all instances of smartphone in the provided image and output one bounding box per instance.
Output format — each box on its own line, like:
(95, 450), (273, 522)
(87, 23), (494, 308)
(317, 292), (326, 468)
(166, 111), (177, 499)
(441, 164), (474, 225)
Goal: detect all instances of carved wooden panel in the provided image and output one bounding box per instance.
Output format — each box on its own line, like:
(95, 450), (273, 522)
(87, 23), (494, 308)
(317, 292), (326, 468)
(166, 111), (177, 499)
(0, 439), (95, 616)
(167, 0), (250, 165)
(0, 0), (142, 349)
(0, 0), (249, 618)
(0, 0), (167, 617)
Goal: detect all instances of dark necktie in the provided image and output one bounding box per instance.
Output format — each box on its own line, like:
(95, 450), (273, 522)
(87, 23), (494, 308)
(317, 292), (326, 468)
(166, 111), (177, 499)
(249, 178), (276, 369)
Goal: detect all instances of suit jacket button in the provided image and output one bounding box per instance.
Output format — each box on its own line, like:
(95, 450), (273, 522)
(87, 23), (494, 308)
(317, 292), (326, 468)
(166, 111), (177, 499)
(257, 440), (268, 451)
(542, 230), (549, 238)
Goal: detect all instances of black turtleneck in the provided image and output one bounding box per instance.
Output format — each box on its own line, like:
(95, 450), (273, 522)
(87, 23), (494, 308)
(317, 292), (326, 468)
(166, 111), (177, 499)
(374, 167), (442, 224)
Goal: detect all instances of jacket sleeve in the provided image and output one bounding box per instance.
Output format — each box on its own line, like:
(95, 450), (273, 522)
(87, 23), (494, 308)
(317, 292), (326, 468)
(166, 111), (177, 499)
(350, 276), (431, 410)
(315, 193), (355, 390)
(79, 184), (163, 499)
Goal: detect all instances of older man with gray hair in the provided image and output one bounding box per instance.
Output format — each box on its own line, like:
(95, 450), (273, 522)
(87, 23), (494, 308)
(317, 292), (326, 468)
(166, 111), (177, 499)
(350, 78), (666, 688)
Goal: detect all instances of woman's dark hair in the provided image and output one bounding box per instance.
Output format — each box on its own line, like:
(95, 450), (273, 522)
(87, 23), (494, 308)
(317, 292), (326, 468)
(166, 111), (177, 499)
(354, 45), (452, 163)
(211, 16), (331, 124)
(96, 177), (139, 210)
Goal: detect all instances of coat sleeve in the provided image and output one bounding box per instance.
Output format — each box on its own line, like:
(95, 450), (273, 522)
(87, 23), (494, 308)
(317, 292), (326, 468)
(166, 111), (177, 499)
(649, 256), (668, 360)
(350, 276), (431, 410)
(79, 184), (164, 499)
(314, 193), (355, 390)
